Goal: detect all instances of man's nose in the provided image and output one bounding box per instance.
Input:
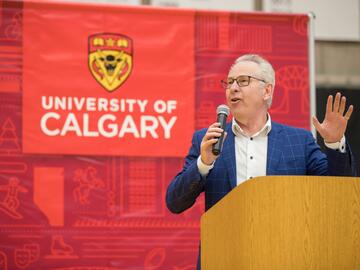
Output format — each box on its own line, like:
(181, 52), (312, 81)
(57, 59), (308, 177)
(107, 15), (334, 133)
(229, 81), (240, 91)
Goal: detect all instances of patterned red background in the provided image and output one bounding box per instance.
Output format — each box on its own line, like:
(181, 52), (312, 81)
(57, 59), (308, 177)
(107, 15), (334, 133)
(0, 1), (310, 269)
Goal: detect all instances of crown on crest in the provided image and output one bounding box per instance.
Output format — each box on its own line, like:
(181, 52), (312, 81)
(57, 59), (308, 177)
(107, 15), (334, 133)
(92, 37), (128, 48)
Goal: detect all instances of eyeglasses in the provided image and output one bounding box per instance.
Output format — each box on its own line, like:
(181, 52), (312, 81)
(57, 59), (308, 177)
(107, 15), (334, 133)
(220, 75), (266, 89)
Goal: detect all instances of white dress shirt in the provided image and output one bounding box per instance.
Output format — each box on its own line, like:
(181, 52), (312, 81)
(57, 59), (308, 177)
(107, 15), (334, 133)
(232, 115), (271, 185)
(197, 115), (346, 186)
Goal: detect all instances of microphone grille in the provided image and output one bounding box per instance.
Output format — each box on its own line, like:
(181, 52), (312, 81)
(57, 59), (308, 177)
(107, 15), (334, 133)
(216, 104), (230, 116)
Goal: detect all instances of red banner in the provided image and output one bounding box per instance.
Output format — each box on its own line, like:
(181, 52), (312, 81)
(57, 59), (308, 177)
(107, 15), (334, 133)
(0, 1), (310, 269)
(23, 2), (195, 157)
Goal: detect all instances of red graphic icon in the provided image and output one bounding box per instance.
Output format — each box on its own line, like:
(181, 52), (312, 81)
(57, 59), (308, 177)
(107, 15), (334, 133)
(51, 235), (74, 257)
(73, 166), (105, 205)
(0, 251), (8, 270)
(274, 65), (309, 115)
(0, 118), (21, 154)
(5, 12), (22, 41)
(14, 244), (40, 269)
(293, 16), (308, 36)
(0, 177), (28, 219)
(144, 248), (166, 270)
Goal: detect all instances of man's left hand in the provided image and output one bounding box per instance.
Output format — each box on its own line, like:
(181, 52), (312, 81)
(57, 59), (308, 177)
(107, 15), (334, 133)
(312, 92), (353, 143)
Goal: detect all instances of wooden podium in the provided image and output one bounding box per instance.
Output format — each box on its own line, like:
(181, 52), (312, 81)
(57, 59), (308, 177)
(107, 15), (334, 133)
(201, 176), (360, 269)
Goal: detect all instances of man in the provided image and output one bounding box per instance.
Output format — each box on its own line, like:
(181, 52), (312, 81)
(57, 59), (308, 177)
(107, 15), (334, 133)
(166, 54), (356, 269)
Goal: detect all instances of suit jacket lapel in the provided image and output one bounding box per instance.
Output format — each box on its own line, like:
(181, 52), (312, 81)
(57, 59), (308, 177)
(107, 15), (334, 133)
(222, 124), (237, 189)
(221, 121), (284, 188)
(266, 121), (284, 175)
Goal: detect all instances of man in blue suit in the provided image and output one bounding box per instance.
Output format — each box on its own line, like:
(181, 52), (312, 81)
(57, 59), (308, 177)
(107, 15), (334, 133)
(166, 54), (356, 269)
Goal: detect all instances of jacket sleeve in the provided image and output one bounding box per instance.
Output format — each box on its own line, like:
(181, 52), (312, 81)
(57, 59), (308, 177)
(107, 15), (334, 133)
(166, 131), (206, 214)
(324, 140), (357, 176)
(305, 131), (357, 176)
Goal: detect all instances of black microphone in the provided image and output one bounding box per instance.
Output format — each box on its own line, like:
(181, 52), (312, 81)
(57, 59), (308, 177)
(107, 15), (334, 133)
(212, 104), (229, 156)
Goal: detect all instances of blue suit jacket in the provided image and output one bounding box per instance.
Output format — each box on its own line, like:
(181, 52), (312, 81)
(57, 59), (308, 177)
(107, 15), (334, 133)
(166, 121), (356, 213)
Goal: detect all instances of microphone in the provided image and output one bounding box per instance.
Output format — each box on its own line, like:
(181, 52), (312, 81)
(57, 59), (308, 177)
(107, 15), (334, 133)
(212, 104), (229, 156)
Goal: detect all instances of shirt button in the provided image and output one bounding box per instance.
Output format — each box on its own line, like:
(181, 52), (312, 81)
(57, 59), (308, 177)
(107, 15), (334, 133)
(250, 137), (253, 141)
(250, 156), (253, 160)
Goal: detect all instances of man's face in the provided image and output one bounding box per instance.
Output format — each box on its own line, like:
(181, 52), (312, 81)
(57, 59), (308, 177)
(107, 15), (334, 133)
(225, 61), (270, 121)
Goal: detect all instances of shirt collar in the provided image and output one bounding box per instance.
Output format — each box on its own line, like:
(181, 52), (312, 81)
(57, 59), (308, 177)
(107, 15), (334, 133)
(232, 113), (272, 138)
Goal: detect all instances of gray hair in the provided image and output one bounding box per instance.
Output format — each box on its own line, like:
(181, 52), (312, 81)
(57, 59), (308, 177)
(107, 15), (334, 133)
(231, 54), (275, 107)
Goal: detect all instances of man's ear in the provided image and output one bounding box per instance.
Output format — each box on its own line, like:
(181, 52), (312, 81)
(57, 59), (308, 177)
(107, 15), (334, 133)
(263, 83), (273, 102)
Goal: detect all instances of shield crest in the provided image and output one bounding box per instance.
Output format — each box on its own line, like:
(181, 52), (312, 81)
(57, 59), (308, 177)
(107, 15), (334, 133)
(14, 249), (31, 269)
(88, 33), (133, 92)
(24, 244), (40, 262)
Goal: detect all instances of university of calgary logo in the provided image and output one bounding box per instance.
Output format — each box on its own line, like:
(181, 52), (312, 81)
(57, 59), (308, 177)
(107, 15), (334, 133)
(88, 33), (133, 92)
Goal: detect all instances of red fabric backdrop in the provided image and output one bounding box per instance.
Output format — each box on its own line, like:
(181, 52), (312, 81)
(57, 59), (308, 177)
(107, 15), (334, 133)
(0, 1), (310, 269)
